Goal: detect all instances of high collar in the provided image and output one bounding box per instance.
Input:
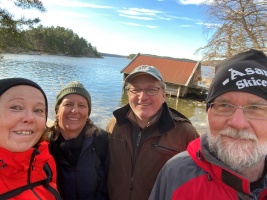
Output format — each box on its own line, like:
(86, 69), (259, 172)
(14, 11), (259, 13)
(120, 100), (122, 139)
(188, 135), (267, 196)
(0, 146), (40, 176)
(113, 102), (190, 134)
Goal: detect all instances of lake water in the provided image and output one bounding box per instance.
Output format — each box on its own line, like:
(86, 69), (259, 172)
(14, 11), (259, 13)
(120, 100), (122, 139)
(0, 53), (207, 133)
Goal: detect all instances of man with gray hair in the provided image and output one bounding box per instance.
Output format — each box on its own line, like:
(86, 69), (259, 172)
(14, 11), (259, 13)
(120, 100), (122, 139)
(149, 49), (267, 200)
(106, 65), (199, 200)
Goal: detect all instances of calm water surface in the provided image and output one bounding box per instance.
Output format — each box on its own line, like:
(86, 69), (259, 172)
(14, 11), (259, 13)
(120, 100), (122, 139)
(0, 54), (207, 133)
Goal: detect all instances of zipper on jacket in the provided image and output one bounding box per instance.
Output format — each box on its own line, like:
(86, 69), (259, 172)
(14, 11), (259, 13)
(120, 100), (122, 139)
(133, 132), (142, 166)
(130, 177), (134, 192)
(152, 144), (180, 153)
(74, 165), (80, 200)
(130, 132), (142, 197)
(196, 149), (205, 160)
(29, 148), (42, 199)
(136, 132), (141, 147)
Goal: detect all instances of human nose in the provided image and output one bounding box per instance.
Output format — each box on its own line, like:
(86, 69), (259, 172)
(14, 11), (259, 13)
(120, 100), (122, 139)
(71, 105), (79, 113)
(138, 89), (148, 98)
(23, 110), (34, 123)
(233, 106), (246, 115)
(227, 107), (249, 129)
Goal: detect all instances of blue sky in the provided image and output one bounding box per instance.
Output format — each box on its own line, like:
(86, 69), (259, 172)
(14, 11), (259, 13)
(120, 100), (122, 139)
(3, 0), (210, 60)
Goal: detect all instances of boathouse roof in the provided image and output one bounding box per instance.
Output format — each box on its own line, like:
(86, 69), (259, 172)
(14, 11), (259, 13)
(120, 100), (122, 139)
(121, 53), (201, 86)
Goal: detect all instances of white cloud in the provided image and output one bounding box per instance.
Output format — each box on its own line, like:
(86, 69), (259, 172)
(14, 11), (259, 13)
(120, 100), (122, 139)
(119, 14), (153, 20)
(196, 22), (221, 28)
(171, 16), (196, 21)
(117, 8), (165, 21)
(157, 16), (172, 20)
(128, 8), (162, 15)
(117, 8), (160, 16)
(119, 22), (157, 29)
(44, 0), (115, 9)
(177, 0), (206, 5)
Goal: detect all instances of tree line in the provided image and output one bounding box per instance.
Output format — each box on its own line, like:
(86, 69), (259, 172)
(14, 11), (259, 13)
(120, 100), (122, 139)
(0, 0), (101, 58)
(27, 25), (101, 57)
(0, 0), (266, 61)
(0, 24), (102, 58)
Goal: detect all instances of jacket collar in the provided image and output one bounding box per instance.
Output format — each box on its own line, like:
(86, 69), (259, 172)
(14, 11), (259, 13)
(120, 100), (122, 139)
(113, 102), (190, 134)
(0, 146), (40, 176)
(189, 134), (267, 196)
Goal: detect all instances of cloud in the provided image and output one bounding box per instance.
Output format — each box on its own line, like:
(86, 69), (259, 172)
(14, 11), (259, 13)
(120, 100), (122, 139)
(117, 7), (200, 24)
(44, 0), (115, 9)
(146, 25), (157, 29)
(127, 8), (162, 16)
(117, 8), (166, 21)
(119, 13), (153, 20)
(157, 16), (172, 20)
(196, 22), (221, 28)
(171, 16), (196, 21)
(119, 22), (157, 29)
(177, 0), (206, 5)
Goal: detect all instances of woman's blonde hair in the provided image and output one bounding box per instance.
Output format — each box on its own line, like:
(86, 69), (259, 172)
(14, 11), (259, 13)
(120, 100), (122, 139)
(43, 118), (100, 142)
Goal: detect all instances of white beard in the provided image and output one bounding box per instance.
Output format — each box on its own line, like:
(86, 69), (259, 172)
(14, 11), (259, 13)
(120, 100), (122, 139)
(207, 127), (267, 172)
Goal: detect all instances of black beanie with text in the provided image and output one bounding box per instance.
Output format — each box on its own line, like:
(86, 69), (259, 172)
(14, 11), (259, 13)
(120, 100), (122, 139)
(206, 49), (267, 110)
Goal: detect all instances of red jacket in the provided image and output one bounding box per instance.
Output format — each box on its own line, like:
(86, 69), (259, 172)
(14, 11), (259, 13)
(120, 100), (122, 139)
(0, 141), (60, 200)
(149, 134), (267, 200)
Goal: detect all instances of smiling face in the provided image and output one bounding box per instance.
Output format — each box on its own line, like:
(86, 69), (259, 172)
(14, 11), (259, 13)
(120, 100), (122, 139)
(0, 85), (47, 152)
(56, 94), (89, 140)
(207, 91), (267, 172)
(127, 74), (166, 127)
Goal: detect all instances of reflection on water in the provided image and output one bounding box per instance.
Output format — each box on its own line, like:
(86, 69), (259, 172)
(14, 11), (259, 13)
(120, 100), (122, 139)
(166, 97), (207, 134)
(0, 53), (207, 133)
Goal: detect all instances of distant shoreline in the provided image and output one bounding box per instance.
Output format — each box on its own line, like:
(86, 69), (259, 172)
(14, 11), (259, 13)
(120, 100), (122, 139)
(0, 51), (129, 59)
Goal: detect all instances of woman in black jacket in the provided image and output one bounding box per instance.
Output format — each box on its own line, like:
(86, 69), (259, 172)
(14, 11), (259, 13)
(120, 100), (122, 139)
(45, 81), (109, 200)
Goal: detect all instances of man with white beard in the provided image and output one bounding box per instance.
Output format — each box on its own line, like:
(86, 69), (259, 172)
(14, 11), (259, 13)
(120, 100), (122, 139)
(149, 49), (267, 200)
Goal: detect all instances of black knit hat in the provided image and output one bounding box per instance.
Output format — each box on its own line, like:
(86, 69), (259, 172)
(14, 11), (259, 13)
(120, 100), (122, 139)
(0, 78), (48, 118)
(55, 81), (91, 116)
(206, 49), (267, 110)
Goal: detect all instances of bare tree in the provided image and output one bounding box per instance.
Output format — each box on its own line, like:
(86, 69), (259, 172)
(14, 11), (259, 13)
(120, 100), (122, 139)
(196, 0), (267, 65)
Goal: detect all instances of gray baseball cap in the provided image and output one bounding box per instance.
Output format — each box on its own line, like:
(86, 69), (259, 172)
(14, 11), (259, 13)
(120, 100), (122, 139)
(124, 65), (163, 85)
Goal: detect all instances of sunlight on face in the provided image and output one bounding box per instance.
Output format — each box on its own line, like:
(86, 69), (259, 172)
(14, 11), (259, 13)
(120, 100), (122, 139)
(207, 91), (267, 172)
(0, 86), (46, 152)
(56, 94), (89, 140)
(207, 126), (267, 172)
(127, 74), (166, 124)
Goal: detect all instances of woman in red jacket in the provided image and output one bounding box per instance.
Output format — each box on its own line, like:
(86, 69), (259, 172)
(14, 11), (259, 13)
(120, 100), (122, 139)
(0, 78), (62, 200)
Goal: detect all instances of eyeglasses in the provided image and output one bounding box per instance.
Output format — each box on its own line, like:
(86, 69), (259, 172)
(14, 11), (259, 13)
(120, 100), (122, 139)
(208, 102), (267, 120)
(127, 87), (161, 96)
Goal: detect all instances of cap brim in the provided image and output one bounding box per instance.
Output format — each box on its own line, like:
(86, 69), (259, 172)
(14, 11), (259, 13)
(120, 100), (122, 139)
(124, 72), (162, 85)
